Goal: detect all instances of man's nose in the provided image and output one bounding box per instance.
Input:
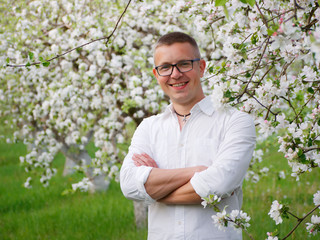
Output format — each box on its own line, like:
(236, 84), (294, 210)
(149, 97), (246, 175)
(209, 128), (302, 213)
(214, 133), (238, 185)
(170, 66), (183, 78)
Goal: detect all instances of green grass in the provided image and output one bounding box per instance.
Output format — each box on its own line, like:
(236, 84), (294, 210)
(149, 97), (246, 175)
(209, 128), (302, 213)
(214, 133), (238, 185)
(0, 138), (147, 240)
(0, 128), (319, 239)
(242, 140), (320, 239)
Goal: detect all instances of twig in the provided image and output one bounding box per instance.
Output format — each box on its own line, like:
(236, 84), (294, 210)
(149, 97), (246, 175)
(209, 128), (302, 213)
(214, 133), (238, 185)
(246, 92), (279, 117)
(226, 216), (255, 240)
(267, 9), (295, 23)
(237, 36), (270, 101)
(303, 147), (320, 153)
(7, 0), (132, 68)
(282, 204), (320, 240)
(280, 96), (299, 122)
(255, 2), (268, 28)
(293, 85), (320, 123)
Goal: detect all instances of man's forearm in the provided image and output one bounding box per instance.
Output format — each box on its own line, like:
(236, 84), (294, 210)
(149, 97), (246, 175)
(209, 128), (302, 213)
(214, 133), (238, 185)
(158, 181), (202, 205)
(132, 153), (207, 200)
(144, 167), (202, 200)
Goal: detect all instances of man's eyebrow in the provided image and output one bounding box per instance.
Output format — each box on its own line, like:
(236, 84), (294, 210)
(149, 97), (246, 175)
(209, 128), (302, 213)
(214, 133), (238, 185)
(156, 59), (190, 66)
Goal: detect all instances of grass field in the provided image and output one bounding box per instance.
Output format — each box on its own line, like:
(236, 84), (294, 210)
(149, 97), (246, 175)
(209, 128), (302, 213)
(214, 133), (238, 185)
(0, 124), (319, 239)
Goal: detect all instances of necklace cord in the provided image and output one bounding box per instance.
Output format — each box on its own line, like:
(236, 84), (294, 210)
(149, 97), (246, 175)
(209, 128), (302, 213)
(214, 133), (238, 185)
(174, 110), (191, 122)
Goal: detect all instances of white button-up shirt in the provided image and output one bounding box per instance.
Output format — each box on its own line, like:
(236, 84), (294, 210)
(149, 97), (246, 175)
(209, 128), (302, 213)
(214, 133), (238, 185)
(120, 96), (256, 240)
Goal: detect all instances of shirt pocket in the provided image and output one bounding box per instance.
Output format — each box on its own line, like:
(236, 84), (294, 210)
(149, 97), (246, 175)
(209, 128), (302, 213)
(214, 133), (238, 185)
(190, 138), (219, 166)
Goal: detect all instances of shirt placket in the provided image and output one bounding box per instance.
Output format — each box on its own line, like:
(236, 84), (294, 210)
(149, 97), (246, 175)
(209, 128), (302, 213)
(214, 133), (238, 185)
(174, 122), (188, 239)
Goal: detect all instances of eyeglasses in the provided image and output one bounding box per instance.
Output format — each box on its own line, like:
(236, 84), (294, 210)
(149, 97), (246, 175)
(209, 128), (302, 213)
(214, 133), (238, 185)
(155, 58), (200, 76)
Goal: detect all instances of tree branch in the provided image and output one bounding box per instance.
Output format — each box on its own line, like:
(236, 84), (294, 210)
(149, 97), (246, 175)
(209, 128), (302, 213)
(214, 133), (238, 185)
(282, 204), (320, 240)
(6, 0), (132, 68)
(255, 2), (268, 28)
(293, 85), (320, 123)
(237, 36), (270, 101)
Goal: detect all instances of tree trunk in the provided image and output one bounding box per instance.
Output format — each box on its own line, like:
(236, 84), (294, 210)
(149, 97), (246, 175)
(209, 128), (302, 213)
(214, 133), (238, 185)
(61, 148), (110, 193)
(63, 156), (77, 176)
(133, 201), (148, 229)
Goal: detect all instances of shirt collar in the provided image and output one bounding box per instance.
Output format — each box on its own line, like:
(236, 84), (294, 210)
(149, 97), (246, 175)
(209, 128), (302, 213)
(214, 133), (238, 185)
(191, 96), (215, 116)
(165, 96), (215, 117)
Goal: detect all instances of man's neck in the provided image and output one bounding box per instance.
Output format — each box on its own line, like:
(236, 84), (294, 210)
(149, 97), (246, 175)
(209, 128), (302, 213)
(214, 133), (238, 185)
(172, 95), (205, 115)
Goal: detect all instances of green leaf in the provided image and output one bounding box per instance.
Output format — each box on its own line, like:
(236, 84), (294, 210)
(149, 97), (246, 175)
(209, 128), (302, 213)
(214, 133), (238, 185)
(307, 87), (314, 94)
(42, 61), (50, 67)
(314, 140), (320, 147)
(245, 72), (251, 78)
(247, 0), (256, 6)
(6, 57), (9, 64)
(224, 90), (232, 98)
(251, 32), (259, 45)
(215, 0), (228, 6)
(239, 0), (255, 6)
(223, 5), (229, 19)
(295, 138), (302, 145)
(28, 52), (34, 61)
(39, 56), (44, 61)
(26, 62), (31, 67)
(267, 29), (275, 36)
(121, 99), (137, 114)
(297, 148), (303, 156)
(298, 153), (307, 164)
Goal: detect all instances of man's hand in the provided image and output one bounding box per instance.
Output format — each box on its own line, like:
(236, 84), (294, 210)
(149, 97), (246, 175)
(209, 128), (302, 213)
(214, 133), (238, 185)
(132, 153), (159, 168)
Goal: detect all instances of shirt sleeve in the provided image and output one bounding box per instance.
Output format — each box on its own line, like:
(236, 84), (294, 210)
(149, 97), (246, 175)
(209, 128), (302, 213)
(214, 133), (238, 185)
(190, 110), (256, 198)
(120, 119), (156, 205)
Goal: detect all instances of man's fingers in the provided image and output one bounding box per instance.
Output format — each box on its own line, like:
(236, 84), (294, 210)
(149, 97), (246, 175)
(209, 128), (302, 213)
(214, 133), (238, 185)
(133, 154), (149, 166)
(132, 153), (158, 168)
(141, 153), (158, 167)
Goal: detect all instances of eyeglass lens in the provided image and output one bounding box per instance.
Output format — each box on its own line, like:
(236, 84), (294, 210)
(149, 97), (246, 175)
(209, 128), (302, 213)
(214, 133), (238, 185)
(157, 60), (193, 76)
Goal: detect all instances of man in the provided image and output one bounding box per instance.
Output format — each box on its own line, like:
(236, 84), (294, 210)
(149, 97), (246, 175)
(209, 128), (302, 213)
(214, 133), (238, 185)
(120, 32), (256, 240)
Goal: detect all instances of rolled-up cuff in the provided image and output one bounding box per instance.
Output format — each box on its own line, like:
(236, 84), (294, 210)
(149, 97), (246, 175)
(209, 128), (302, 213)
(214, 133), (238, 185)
(190, 172), (210, 198)
(136, 166), (156, 205)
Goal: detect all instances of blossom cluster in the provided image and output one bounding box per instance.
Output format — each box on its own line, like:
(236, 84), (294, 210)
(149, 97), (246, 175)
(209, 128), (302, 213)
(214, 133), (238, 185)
(268, 200), (285, 225)
(305, 191), (320, 235)
(172, 0), (320, 185)
(0, 0), (181, 190)
(202, 194), (251, 232)
(268, 191), (320, 237)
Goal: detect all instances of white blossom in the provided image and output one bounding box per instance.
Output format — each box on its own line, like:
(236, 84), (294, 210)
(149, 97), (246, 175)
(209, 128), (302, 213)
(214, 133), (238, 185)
(314, 191), (320, 206)
(306, 215), (320, 235)
(268, 200), (283, 225)
(72, 178), (94, 192)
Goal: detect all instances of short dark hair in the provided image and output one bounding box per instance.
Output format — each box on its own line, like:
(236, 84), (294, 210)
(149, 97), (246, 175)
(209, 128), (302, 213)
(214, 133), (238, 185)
(154, 32), (201, 58)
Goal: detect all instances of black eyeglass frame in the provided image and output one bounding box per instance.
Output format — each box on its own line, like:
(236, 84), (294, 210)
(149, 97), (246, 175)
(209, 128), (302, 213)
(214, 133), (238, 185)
(155, 58), (201, 76)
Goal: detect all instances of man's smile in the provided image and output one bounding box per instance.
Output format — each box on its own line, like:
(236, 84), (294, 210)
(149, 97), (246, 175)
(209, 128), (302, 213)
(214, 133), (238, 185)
(169, 81), (189, 87)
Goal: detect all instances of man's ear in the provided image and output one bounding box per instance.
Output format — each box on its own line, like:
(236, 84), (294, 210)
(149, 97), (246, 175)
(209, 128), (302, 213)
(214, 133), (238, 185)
(153, 68), (159, 83)
(199, 59), (206, 77)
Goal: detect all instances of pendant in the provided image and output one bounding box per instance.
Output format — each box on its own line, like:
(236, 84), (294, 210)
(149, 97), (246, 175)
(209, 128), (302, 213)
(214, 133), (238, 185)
(183, 115), (187, 122)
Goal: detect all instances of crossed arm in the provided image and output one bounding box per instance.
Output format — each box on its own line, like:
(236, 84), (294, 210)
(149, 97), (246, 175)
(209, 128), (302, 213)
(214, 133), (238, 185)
(133, 153), (207, 204)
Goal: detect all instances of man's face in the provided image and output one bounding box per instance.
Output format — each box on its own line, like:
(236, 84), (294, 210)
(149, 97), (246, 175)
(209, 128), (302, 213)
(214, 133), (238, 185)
(153, 42), (206, 108)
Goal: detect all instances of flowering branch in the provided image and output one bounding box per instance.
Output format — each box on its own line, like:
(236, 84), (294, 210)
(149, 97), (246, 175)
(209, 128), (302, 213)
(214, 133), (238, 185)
(293, 85), (320, 123)
(6, 0), (132, 68)
(282, 204), (320, 240)
(237, 36), (271, 101)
